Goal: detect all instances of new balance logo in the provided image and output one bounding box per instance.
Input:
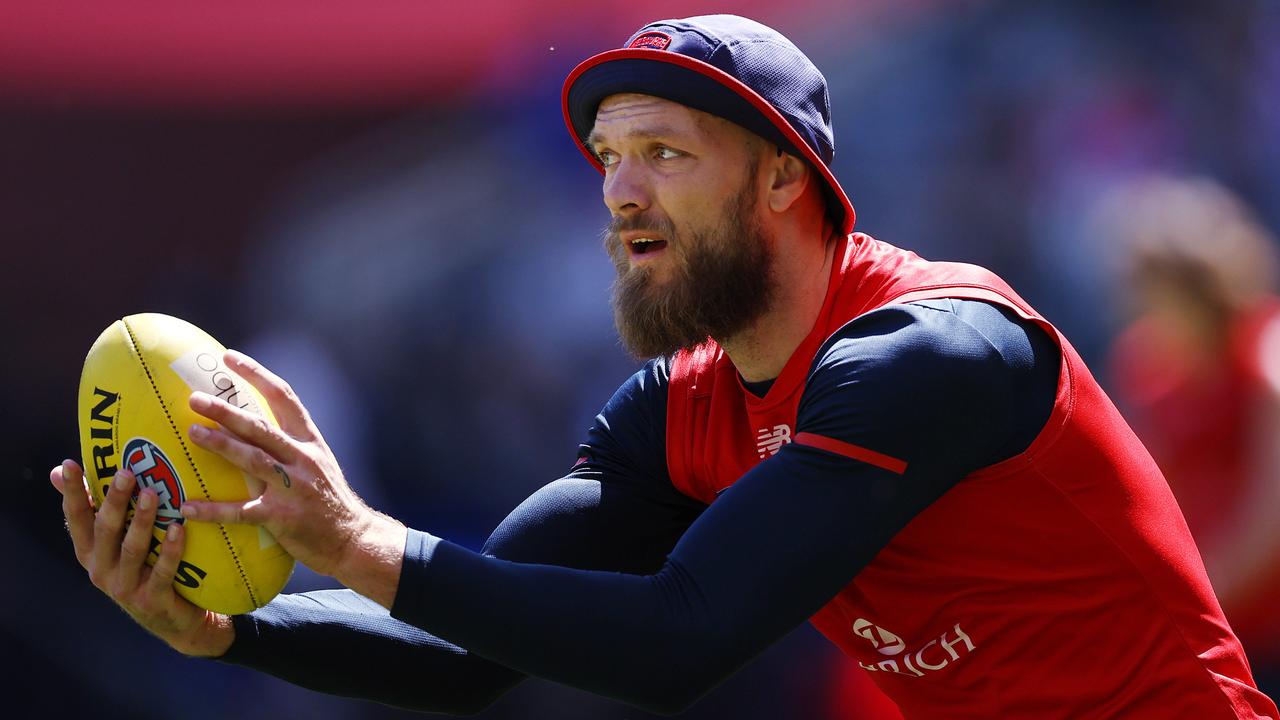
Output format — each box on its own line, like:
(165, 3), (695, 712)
(756, 424), (792, 458)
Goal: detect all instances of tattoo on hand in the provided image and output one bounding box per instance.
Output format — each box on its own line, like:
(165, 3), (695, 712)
(273, 464), (291, 488)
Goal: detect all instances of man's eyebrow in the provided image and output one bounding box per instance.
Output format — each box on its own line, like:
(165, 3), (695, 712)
(586, 125), (686, 152)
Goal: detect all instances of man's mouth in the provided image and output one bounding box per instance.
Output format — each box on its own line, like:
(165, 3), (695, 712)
(628, 237), (669, 256)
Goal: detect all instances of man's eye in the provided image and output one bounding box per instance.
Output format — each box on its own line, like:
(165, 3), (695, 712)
(655, 146), (681, 160)
(597, 150), (619, 167)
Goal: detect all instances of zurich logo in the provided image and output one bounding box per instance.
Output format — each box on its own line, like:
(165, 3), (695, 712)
(852, 618), (907, 656)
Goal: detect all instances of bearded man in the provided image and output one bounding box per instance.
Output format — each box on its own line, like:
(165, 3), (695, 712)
(52, 14), (1278, 719)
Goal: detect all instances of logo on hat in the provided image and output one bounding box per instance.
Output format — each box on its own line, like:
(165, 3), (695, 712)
(627, 31), (672, 50)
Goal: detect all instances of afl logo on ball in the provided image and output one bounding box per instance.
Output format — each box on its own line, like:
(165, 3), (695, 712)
(122, 437), (186, 527)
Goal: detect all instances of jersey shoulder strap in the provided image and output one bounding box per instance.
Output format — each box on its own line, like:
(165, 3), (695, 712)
(665, 342), (729, 502)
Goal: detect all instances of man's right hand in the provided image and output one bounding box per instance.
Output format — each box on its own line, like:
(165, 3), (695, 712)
(51, 459), (234, 657)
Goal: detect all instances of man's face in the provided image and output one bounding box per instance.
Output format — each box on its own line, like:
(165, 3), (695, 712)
(588, 94), (775, 358)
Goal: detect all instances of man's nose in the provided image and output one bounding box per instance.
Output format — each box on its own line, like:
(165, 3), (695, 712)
(603, 159), (652, 216)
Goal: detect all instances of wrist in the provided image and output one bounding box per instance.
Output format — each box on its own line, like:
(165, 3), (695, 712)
(335, 511), (408, 609)
(170, 611), (235, 658)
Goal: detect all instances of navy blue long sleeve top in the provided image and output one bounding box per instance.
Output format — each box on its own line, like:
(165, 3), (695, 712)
(221, 299), (1058, 715)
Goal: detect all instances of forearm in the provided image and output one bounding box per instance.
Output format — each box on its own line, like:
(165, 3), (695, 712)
(393, 531), (731, 715)
(220, 589), (522, 715)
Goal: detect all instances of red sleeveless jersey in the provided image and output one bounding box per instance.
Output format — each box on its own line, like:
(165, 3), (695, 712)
(665, 233), (1277, 718)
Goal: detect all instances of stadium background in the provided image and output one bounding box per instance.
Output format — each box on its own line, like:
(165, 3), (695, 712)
(4, 1), (1278, 717)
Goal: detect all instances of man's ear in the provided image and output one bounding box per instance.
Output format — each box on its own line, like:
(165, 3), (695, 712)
(767, 150), (810, 213)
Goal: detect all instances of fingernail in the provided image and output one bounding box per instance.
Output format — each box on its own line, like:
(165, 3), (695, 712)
(113, 471), (131, 491)
(189, 424), (207, 440)
(138, 490), (154, 510)
(190, 392), (210, 408)
(166, 524), (179, 542)
(181, 504), (198, 520)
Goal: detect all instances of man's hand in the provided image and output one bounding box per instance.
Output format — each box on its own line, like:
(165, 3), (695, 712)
(51, 459), (233, 657)
(181, 350), (406, 608)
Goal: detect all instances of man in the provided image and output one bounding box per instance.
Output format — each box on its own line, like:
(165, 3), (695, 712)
(51, 15), (1278, 718)
(1104, 174), (1280, 698)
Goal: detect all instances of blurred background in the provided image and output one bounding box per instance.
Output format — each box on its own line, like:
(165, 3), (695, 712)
(6, 0), (1280, 717)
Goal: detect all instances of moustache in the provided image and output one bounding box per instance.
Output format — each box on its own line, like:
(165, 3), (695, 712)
(603, 212), (678, 248)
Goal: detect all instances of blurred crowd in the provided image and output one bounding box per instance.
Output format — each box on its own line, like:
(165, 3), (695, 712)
(7, 1), (1280, 717)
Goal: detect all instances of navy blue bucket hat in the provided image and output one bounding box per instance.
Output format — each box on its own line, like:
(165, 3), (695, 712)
(562, 14), (855, 234)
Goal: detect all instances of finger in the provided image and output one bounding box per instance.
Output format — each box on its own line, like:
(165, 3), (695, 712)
(187, 423), (292, 491)
(118, 488), (159, 592)
(92, 469), (135, 571)
(182, 497), (267, 526)
(53, 460), (95, 564)
(224, 349), (314, 439)
(146, 522), (184, 596)
(53, 458), (94, 508)
(188, 391), (297, 464)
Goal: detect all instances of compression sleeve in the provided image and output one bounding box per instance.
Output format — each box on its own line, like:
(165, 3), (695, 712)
(223, 589), (521, 715)
(219, 359), (702, 714)
(390, 300), (1059, 714)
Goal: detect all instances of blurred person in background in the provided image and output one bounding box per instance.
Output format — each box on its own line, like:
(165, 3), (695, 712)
(1105, 174), (1280, 693)
(48, 14), (1279, 720)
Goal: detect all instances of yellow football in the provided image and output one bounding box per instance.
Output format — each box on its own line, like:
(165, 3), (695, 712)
(77, 313), (295, 614)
